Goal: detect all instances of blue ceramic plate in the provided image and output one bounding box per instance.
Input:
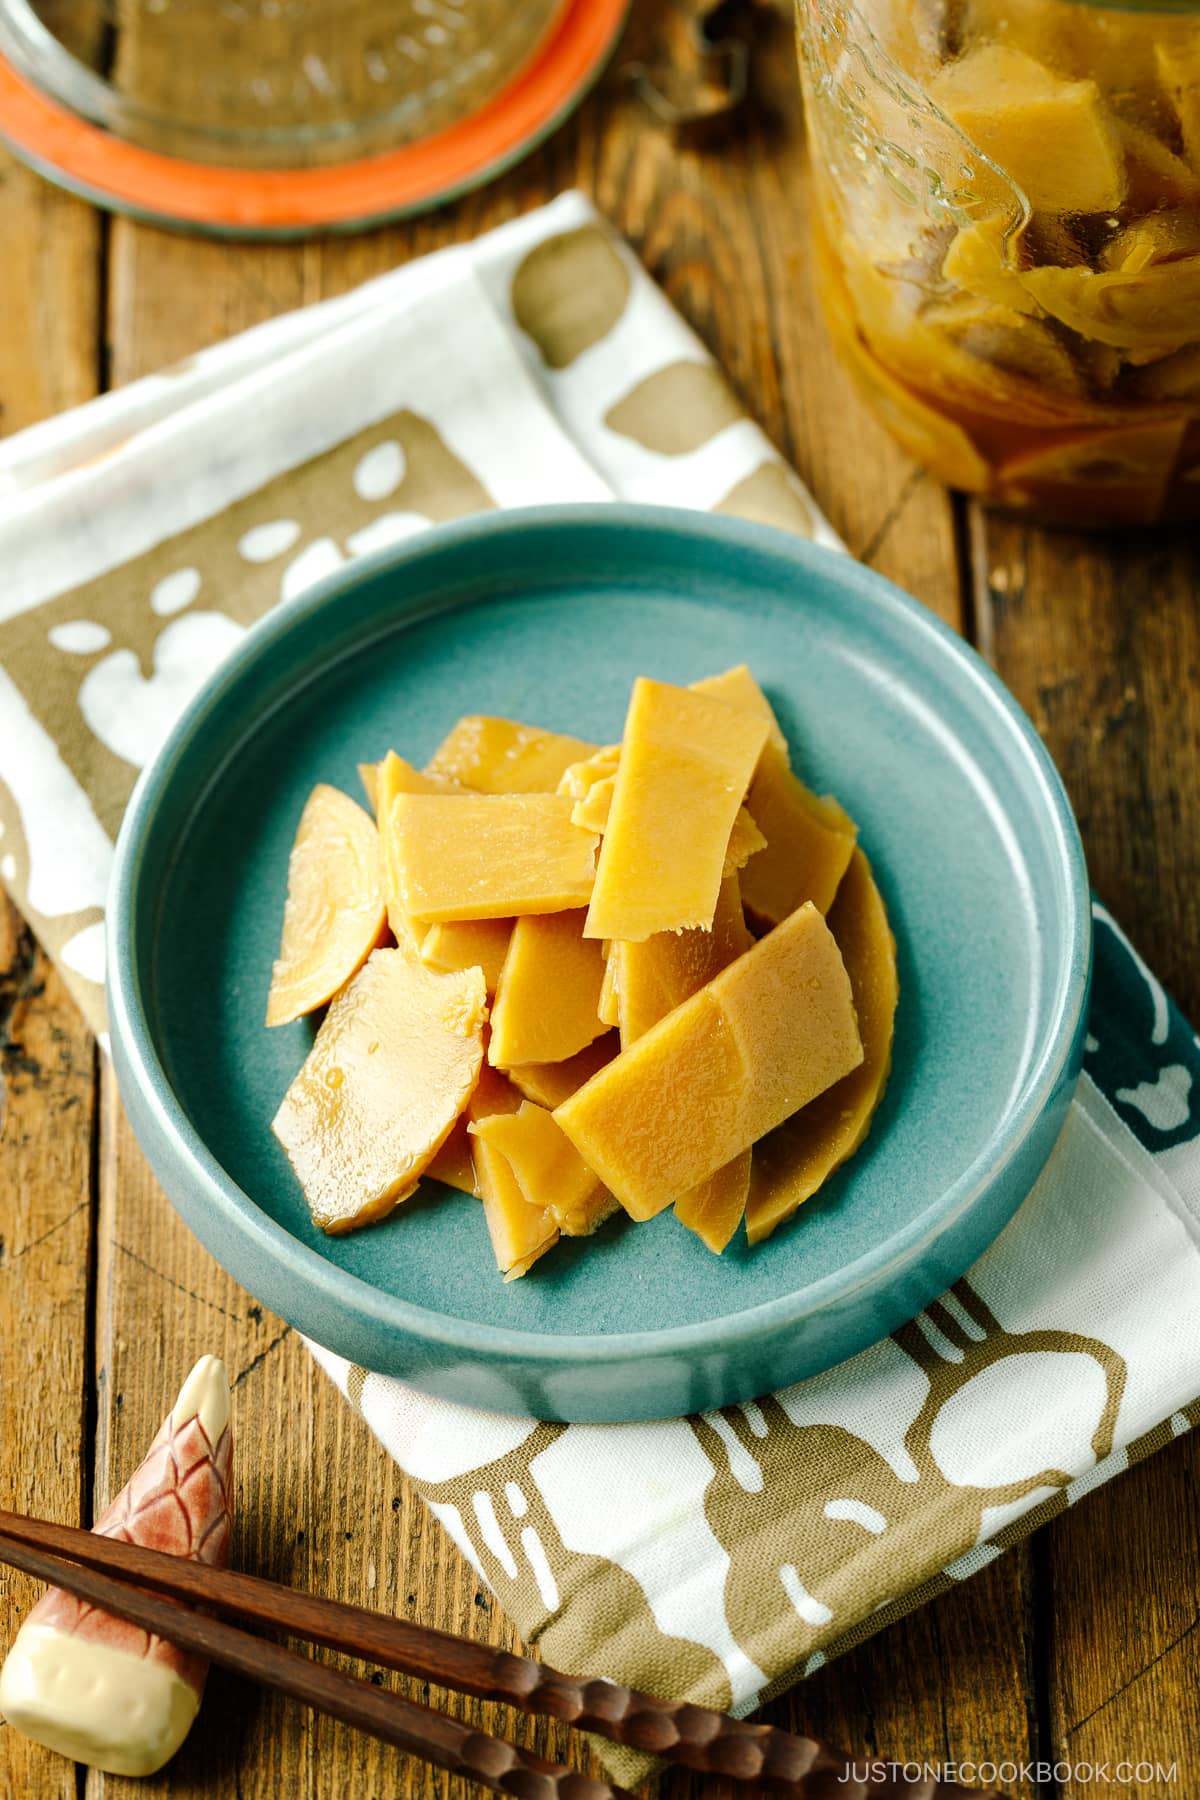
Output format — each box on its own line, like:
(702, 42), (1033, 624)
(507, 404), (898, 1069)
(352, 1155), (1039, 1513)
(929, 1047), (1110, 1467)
(108, 506), (1091, 1422)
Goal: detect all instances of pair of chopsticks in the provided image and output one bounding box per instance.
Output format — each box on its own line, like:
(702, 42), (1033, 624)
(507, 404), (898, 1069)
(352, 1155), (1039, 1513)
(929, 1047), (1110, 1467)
(0, 1511), (997, 1798)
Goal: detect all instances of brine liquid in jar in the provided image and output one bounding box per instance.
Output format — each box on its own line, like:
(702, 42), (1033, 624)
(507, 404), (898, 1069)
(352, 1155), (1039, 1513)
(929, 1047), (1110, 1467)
(796, 0), (1200, 524)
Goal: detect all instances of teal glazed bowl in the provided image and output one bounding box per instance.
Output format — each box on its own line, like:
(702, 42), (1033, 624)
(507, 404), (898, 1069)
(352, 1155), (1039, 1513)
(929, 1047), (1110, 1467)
(108, 506), (1091, 1422)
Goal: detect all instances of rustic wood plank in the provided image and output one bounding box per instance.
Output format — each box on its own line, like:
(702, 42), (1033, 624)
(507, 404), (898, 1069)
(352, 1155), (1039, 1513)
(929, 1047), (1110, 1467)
(973, 512), (1200, 1799)
(767, 1557), (1043, 1800)
(87, 7), (1030, 1797)
(0, 140), (103, 1800)
(105, 230), (317, 388)
(972, 518), (1200, 1006)
(0, 902), (98, 1800)
(0, 152), (102, 431)
(87, 1080), (307, 1800)
(1046, 1447), (1200, 1800)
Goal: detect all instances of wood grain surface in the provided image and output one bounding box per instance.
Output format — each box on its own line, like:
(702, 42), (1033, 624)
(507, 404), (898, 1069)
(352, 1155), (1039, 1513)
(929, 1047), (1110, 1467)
(1, 4), (1198, 1798)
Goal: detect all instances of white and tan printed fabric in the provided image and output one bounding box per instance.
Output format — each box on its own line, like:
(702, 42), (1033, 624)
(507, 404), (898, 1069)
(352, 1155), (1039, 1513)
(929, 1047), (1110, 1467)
(2, 192), (1199, 1789)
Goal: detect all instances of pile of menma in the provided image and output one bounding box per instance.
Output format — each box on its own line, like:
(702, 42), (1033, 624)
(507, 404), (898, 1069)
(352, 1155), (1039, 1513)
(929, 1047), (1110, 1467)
(268, 667), (897, 1279)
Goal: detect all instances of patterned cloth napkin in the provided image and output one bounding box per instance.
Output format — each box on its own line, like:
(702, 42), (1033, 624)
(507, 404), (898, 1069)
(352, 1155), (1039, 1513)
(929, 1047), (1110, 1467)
(3, 191), (1199, 1785)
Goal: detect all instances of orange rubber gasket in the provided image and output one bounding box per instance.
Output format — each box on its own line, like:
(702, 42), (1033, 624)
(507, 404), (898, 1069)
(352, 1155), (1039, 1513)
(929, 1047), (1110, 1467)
(0, 0), (629, 233)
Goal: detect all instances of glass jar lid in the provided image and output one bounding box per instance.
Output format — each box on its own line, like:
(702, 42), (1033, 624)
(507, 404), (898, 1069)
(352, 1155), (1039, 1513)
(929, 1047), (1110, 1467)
(0, 0), (630, 233)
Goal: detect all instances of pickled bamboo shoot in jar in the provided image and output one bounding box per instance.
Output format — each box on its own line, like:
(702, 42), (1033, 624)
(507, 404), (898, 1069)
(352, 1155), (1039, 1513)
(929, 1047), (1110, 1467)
(796, 0), (1200, 524)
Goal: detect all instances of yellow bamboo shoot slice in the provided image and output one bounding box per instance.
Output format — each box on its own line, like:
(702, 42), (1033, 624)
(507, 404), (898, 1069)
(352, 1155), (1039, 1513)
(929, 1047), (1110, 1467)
(965, 0), (1166, 99)
(1119, 119), (1200, 214)
(1132, 345), (1200, 404)
(555, 902), (863, 1220)
(674, 1150), (752, 1254)
(266, 785), (386, 1028)
(391, 793), (598, 922)
(1020, 259), (1200, 353)
(584, 678), (768, 941)
(614, 874), (751, 1049)
(359, 752), (461, 814)
(725, 809), (767, 876)
(420, 918), (513, 994)
(930, 46), (1125, 216)
(368, 751), (463, 949)
(1100, 209), (1200, 275)
(690, 664), (788, 758)
(472, 1103), (618, 1237)
(683, 666), (851, 919)
(425, 1118), (476, 1194)
(469, 1130), (559, 1279)
(1157, 41), (1200, 167)
(597, 951), (621, 1028)
(489, 909), (606, 1068)
(558, 745), (620, 802)
(470, 1059), (531, 1124)
(572, 774), (764, 879)
(272, 949), (487, 1233)
(570, 776), (616, 835)
(506, 1034), (619, 1110)
(411, 1049), (523, 1196)
(940, 222), (1042, 318)
(425, 716), (597, 794)
(740, 744), (858, 928)
(746, 849), (898, 1244)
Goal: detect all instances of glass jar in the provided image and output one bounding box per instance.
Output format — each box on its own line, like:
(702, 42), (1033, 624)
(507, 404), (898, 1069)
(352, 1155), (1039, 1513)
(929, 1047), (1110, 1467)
(795, 0), (1200, 525)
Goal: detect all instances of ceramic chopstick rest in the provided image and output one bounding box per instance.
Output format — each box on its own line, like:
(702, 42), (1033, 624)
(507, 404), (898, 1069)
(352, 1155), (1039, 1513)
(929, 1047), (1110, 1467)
(0, 1355), (233, 1776)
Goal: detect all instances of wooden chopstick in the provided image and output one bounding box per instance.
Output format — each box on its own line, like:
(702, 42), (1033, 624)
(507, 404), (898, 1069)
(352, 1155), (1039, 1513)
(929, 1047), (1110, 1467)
(0, 1511), (998, 1799)
(0, 1528), (633, 1800)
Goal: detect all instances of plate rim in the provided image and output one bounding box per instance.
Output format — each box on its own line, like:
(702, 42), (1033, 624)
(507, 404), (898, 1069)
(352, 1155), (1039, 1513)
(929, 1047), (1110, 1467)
(108, 503), (1092, 1369)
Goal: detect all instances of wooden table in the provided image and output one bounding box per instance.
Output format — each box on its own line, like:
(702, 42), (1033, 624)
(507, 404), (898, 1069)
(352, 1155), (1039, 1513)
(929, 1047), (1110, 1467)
(2, 6), (1198, 1797)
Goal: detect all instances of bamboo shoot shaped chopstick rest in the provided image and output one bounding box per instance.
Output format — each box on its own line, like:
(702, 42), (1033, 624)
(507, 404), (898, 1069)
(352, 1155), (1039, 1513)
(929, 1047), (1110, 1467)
(0, 1355), (233, 1776)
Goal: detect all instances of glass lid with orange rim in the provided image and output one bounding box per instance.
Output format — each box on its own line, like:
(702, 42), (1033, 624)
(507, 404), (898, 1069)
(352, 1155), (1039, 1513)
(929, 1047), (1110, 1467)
(0, 0), (629, 235)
